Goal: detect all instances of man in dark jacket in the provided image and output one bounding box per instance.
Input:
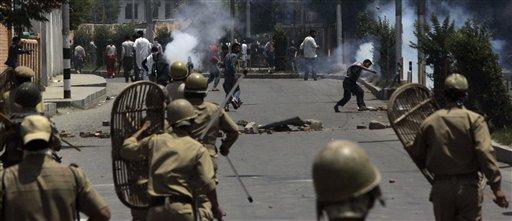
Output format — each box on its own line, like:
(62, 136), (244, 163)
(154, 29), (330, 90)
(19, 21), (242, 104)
(5, 37), (31, 68)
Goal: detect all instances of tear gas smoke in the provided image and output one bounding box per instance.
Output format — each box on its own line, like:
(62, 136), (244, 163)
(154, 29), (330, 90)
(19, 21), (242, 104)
(164, 2), (236, 69)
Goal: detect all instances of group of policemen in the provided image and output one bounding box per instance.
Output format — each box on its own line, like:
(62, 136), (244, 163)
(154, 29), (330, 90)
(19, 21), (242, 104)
(0, 61), (508, 221)
(0, 66), (111, 220)
(313, 73), (509, 221)
(121, 67), (239, 221)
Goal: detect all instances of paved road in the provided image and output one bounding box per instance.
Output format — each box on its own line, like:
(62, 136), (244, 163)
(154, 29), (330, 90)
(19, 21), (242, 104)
(54, 78), (512, 221)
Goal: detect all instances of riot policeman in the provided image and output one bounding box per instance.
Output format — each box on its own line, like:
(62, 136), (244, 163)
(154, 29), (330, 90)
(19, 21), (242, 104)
(313, 140), (384, 221)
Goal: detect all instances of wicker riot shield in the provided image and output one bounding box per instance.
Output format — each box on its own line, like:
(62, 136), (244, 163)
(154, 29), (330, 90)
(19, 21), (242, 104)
(111, 81), (165, 209)
(387, 84), (439, 184)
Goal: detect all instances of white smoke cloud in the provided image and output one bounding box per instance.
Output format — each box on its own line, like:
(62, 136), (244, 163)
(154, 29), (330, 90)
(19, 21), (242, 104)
(165, 31), (199, 66)
(164, 1), (236, 69)
(355, 42), (374, 65)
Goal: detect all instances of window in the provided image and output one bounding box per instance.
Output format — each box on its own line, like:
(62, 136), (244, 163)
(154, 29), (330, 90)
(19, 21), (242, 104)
(165, 2), (171, 19)
(153, 6), (159, 19)
(125, 3), (138, 19)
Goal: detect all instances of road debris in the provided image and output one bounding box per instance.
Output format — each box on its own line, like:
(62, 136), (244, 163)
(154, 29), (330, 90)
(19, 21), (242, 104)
(59, 130), (75, 138)
(369, 121), (390, 130)
(236, 120), (249, 127)
(244, 122), (259, 134)
(304, 119), (323, 131)
(239, 116), (324, 134)
(79, 130), (111, 138)
(357, 125), (367, 129)
(102, 121), (110, 127)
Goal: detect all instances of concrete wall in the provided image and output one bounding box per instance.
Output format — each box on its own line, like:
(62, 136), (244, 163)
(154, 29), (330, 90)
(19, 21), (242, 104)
(32, 9), (63, 86)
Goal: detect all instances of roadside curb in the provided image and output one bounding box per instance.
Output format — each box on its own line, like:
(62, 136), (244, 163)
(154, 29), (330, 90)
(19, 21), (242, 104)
(45, 87), (107, 110)
(493, 141), (512, 164)
(43, 74), (108, 114)
(44, 102), (57, 117)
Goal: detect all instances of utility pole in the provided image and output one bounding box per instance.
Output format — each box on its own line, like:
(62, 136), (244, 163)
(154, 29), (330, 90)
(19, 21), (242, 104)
(417, 0), (426, 85)
(395, 0), (402, 82)
(145, 0), (155, 42)
(230, 0), (235, 43)
(336, 0), (343, 65)
(62, 2), (71, 98)
(246, 0), (251, 38)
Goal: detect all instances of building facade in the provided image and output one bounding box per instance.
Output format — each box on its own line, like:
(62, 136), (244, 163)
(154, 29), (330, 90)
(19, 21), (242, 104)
(118, 0), (191, 24)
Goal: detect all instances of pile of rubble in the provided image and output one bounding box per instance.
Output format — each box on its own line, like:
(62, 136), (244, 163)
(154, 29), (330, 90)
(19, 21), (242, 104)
(365, 106), (388, 111)
(237, 117), (324, 134)
(59, 130), (75, 138)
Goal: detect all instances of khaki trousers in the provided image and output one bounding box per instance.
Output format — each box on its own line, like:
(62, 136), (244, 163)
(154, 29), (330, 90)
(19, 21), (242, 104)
(430, 177), (483, 221)
(147, 202), (194, 221)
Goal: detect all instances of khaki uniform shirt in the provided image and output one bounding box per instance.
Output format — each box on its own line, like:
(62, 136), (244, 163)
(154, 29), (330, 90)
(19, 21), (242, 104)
(2, 90), (45, 115)
(412, 106), (502, 189)
(189, 100), (240, 156)
(121, 133), (215, 198)
(0, 153), (108, 221)
(166, 82), (185, 101)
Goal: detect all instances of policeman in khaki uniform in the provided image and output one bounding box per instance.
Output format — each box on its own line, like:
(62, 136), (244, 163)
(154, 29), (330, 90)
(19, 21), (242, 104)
(1, 66), (44, 115)
(0, 82), (61, 167)
(0, 115), (111, 221)
(183, 73), (240, 220)
(412, 73), (509, 221)
(166, 61), (189, 103)
(121, 99), (216, 221)
(313, 140), (384, 221)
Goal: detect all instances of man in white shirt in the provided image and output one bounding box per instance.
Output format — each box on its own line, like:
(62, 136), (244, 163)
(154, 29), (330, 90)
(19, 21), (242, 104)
(241, 40), (248, 68)
(73, 45), (86, 74)
(133, 30), (151, 81)
(300, 29), (320, 81)
(105, 40), (117, 78)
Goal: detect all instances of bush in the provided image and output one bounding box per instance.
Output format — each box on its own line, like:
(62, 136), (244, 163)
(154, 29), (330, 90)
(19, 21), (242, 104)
(93, 25), (113, 67)
(450, 21), (512, 128)
(73, 26), (92, 48)
(492, 127), (512, 146)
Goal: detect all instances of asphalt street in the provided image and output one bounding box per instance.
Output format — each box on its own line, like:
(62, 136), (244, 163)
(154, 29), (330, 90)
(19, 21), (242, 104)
(54, 77), (512, 221)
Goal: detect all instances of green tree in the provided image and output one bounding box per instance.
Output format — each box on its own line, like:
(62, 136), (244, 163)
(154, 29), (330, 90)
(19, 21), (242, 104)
(70, 0), (92, 30)
(357, 13), (396, 86)
(156, 27), (172, 48)
(412, 16), (456, 106)
(450, 21), (512, 129)
(272, 24), (287, 72)
(0, 0), (66, 32)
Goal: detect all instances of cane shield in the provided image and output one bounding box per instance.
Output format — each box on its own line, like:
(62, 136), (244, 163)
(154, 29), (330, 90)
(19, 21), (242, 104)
(111, 81), (165, 209)
(387, 84), (439, 184)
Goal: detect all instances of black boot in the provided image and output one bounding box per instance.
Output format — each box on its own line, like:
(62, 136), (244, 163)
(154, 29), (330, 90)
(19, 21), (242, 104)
(334, 105), (340, 113)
